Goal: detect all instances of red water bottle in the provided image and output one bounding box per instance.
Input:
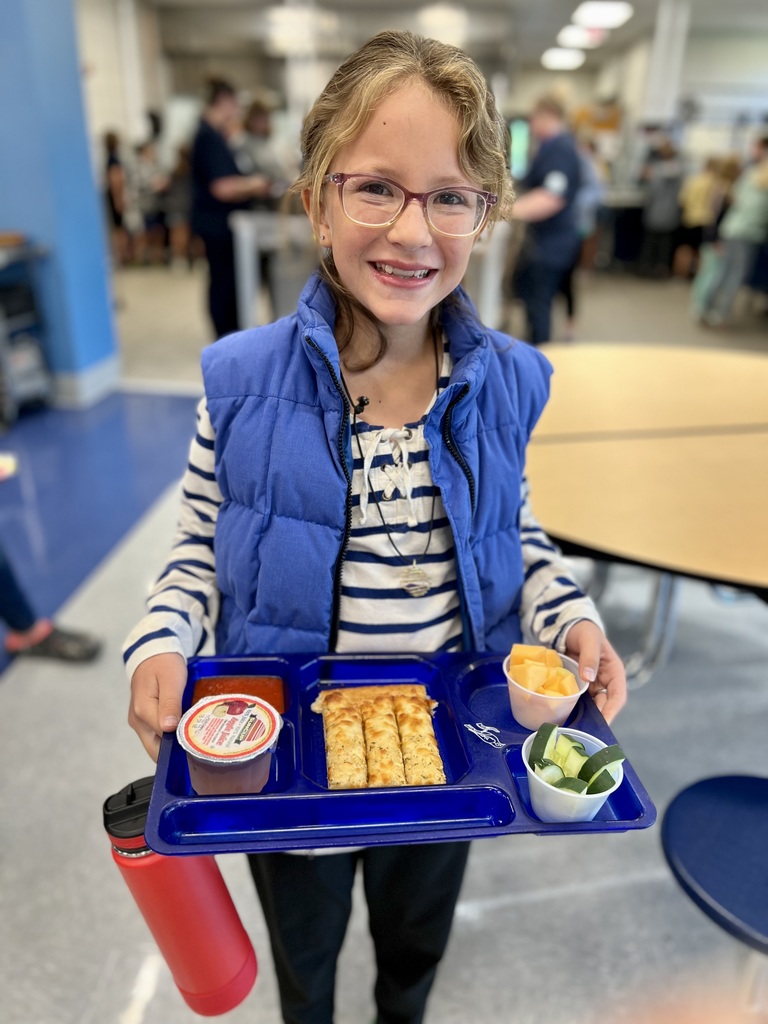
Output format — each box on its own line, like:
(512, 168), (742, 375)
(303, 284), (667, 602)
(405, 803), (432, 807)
(104, 777), (257, 1016)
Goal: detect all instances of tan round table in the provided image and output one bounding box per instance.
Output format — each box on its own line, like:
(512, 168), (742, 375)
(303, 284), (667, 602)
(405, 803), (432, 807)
(526, 343), (768, 684)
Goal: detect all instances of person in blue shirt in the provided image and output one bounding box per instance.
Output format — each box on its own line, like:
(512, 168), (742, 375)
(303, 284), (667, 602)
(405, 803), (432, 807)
(511, 95), (582, 345)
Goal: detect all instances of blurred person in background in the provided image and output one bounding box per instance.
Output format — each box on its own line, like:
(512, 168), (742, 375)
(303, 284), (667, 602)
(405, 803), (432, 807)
(103, 130), (136, 266)
(230, 95), (293, 314)
(134, 139), (170, 265)
(163, 144), (197, 269)
(190, 77), (274, 339)
(231, 95), (291, 205)
(510, 94), (582, 346)
(557, 135), (606, 340)
(637, 136), (683, 279)
(697, 135), (768, 327)
(673, 156), (721, 279)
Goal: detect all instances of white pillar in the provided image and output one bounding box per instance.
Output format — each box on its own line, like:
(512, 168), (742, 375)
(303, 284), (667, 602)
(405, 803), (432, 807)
(642, 0), (691, 124)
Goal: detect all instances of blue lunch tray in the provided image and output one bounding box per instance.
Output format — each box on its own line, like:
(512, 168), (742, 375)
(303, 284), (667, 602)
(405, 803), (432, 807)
(145, 653), (657, 855)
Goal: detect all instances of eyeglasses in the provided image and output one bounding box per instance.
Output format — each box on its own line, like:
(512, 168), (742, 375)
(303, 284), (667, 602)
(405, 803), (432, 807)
(325, 173), (498, 238)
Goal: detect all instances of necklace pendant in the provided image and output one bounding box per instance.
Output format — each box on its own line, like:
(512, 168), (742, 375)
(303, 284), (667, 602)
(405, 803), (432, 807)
(401, 561), (431, 598)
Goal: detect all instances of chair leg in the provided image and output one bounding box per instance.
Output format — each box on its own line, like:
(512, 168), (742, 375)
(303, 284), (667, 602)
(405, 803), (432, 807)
(624, 572), (682, 689)
(742, 949), (768, 1017)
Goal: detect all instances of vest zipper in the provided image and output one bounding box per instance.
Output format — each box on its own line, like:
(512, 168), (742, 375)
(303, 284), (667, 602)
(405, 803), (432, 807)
(305, 337), (352, 650)
(442, 383), (475, 514)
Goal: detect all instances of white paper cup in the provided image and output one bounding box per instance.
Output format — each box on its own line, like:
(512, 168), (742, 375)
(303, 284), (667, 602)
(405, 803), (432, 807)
(503, 653), (588, 731)
(521, 727), (623, 823)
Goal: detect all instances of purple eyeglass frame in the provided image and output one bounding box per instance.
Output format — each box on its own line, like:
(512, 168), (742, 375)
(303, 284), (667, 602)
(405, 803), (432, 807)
(325, 172), (498, 236)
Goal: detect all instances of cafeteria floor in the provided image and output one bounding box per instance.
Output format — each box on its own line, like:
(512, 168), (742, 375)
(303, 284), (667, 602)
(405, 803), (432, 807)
(1, 262), (767, 1024)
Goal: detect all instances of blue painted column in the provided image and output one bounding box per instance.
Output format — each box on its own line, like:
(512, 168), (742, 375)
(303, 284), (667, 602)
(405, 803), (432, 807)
(0, 0), (118, 406)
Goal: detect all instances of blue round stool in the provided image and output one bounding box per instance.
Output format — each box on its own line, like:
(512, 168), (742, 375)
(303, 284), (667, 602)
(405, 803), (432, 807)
(661, 775), (768, 1012)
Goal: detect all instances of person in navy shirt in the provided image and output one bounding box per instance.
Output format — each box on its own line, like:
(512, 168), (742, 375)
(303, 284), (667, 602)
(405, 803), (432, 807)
(511, 95), (582, 345)
(190, 78), (273, 338)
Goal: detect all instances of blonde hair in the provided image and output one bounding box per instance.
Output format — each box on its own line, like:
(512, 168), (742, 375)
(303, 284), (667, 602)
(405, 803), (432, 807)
(292, 30), (512, 363)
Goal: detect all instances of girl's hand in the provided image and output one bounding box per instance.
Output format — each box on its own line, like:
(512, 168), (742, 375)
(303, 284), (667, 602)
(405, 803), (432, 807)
(128, 652), (187, 761)
(563, 620), (627, 724)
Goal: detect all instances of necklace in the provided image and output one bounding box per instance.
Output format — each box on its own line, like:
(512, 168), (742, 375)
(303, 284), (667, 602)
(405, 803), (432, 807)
(341, 329), (441, 598)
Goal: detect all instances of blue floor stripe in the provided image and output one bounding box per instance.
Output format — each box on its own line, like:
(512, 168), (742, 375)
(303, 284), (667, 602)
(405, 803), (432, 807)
(0, 391), (199, 674)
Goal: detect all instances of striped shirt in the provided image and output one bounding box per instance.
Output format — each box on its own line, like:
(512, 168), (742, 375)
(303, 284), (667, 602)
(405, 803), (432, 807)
(337, 348), (462, 653)
(123, 356), (601, 679)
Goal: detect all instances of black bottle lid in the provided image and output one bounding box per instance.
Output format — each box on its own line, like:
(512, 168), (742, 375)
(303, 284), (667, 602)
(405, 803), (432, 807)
(103, 776), (155, 840)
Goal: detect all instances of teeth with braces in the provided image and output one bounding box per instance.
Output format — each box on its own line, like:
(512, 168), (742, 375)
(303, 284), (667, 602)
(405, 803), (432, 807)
(375, 263), (430, 279)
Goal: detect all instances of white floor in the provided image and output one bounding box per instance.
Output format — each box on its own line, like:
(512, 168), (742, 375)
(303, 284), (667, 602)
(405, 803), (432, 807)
(1, 263), (767, 1023)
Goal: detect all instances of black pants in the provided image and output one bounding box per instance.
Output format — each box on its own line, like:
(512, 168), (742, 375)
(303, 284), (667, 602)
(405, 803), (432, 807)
(200, 231), (239, 339)
(248, 842), (470, 1024)
(0, 542), (37, 632)
(513, 259), (566, 346)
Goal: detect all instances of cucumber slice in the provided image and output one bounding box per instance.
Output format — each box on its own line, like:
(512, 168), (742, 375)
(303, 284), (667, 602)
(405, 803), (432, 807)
(561, 746), (588, 778)
(534, 760), (565, 785)
(577, 744), (626, 783)
(552, 733), (582, 769)
(554, 776), (588, 794)
(586, 768), (618, 794)
(528, 722), (559, 768)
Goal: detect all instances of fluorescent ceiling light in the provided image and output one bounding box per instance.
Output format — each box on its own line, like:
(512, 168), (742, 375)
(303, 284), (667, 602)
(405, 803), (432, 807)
(417, 5), (469, 48)
(264, 5), (340, 55)
(557, 24), (607, 48)
(541, 47), (586, 70)
(572, 2), (634, 29)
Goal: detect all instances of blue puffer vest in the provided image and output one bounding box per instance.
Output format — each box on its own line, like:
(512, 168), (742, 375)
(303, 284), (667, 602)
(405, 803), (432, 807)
(202, 273), (552, 656)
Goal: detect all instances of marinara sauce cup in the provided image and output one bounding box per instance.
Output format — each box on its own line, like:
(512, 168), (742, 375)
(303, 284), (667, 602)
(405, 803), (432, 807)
(177, 694), (282, 796)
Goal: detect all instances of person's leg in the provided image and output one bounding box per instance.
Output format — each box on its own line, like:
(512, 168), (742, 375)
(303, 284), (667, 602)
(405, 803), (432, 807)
(201, 232), (240, 338)
(0, 542), (100, 660)
(513, 259), (558, 345)
(248, 851), (358, 1024)
(0, 543), (37, 632)
(708, 239), (757, 322)
(559, 259), (577, 339)
(363, 842), (471, 1024)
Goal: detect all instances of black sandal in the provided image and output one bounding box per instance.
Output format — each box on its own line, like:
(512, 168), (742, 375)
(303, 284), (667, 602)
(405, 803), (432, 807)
(12, 627), (102, 663)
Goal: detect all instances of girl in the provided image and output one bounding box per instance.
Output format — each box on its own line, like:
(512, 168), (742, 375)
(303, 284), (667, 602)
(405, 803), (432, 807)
(125, 31), (626, 1024)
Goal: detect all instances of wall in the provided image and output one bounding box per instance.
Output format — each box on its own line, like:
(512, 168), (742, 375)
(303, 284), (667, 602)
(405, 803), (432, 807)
(505, 70), (597, 119)
(0, 0), (117, 404)
(681, 32), (768, 126)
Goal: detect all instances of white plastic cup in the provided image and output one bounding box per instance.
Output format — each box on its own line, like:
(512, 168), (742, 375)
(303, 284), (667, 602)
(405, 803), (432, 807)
(521, 726), (624, 823)
(503, 653), (588, 731)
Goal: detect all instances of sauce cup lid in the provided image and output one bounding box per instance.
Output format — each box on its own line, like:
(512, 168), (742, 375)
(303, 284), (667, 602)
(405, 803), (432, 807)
(177, 694), (282, 764)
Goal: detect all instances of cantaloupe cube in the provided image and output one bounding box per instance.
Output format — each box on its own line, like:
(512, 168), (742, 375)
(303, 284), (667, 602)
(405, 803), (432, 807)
(509, 644), (562, 668)
(510, 662), (549, 692)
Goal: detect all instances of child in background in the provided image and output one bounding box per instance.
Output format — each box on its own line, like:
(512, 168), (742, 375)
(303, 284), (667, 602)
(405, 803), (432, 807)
(124, 31), (626, 1024)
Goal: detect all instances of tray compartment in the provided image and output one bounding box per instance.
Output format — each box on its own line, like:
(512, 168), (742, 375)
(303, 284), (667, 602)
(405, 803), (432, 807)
(296, 656), (472, 788)
(505, 744), (648, 829)
(184, 655), (294, 715)
(165, 718), (297, 797)
(153, 784), (516, 848)
(453, 656), (591, 737)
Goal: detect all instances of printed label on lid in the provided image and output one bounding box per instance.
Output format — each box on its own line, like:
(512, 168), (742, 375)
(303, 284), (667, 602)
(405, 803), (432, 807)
(178, 695), (281, 762)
